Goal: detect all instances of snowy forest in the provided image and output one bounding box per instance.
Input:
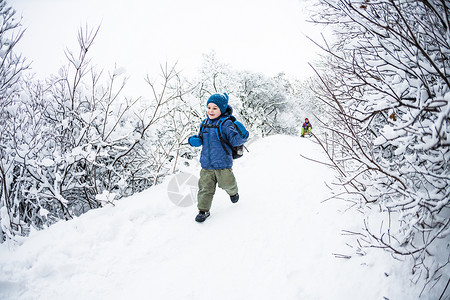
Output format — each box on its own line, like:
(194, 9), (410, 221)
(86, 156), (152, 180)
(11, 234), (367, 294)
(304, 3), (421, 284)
(0, 0), (449, 298)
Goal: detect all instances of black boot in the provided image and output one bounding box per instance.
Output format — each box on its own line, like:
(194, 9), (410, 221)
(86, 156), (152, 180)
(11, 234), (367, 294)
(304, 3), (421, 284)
(195, 211), (210, 222)
(230, 193), (239, 203)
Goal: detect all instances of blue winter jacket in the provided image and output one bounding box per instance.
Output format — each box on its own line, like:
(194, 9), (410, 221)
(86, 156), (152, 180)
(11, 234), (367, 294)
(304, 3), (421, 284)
(199, 106), (248, 169)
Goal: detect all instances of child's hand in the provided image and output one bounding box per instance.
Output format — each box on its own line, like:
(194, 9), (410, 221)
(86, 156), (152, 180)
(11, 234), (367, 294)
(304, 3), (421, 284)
(234, 121), (249, 139)
(188, 135), (202, 147)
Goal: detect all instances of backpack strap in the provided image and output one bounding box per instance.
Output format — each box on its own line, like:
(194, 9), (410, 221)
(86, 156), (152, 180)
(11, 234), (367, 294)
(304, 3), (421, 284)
(198, 118), (208, 137)
(216, 116), (236, 155)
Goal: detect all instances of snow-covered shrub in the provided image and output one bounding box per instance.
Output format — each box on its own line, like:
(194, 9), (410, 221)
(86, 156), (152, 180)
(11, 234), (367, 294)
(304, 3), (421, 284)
(0, 23), (195, 242)
(234, 71), (291, 137)
(310, 0), (449, 295)
(0, 0), (29, 241)
(38, 35), (195, 215)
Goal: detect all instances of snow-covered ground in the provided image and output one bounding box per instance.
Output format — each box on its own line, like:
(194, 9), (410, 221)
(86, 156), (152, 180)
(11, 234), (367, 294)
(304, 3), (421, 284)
(0, 135), (428, 299)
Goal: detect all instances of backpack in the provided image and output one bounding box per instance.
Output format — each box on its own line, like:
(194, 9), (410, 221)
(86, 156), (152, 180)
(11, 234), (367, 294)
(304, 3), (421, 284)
(199, 116), (247, 159)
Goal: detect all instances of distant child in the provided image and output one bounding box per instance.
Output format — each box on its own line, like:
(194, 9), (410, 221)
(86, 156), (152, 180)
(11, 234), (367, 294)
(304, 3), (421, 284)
(301, 118), (312, 137)
(188, 93), (249, 222)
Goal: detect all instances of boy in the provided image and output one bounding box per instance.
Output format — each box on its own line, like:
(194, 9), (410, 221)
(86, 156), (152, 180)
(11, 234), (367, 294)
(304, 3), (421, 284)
(188, 93), (249, 222)
(301, 118), (312, 137)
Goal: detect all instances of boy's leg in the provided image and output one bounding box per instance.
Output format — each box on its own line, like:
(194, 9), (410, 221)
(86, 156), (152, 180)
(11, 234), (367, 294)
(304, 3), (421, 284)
(301, 127), (305, 136)
(197, 169), (217, 211)
(216, 169), (238, 196)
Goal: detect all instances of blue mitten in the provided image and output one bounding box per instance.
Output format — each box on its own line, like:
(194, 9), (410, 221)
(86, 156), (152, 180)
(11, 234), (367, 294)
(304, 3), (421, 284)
(188, 135), (202, 147)
(234, 121), (249, 139)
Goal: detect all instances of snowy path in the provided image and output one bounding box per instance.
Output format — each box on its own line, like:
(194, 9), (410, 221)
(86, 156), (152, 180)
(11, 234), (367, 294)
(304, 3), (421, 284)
(0, 135), (418, 299)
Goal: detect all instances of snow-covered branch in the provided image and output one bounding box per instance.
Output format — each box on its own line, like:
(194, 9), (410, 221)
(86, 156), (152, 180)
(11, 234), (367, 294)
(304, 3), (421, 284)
(309, 0), (450, 294)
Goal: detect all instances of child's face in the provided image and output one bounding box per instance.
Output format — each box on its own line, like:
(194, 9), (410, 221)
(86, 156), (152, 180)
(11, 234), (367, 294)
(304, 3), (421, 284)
(207, 103), (222, 119)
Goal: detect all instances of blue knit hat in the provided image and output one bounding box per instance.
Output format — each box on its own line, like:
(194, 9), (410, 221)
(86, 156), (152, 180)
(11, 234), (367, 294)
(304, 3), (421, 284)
(207, 93), (229, 113)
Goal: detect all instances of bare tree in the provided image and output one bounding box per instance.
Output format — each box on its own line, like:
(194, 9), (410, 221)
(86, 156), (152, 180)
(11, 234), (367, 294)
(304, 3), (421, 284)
(309, 0), (449, 296)
(112, 63), (192, 193)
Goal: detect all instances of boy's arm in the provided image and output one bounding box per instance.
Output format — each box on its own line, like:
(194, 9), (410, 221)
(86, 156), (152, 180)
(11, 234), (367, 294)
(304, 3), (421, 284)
(188, 135), (202, 147)
(223, 120), (248, 147)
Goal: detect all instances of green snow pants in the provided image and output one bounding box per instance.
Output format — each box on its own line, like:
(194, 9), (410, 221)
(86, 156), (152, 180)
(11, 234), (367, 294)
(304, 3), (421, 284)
(301, 127), (312, 136)
(197, 168), (238, 212)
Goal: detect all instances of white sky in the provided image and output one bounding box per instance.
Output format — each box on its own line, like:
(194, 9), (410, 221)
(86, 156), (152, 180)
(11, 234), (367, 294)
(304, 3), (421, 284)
(12, 0), (322, 93)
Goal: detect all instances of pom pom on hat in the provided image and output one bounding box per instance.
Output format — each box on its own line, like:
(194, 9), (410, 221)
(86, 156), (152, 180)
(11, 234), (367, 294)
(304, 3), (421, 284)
(207, 92), (229, 113)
